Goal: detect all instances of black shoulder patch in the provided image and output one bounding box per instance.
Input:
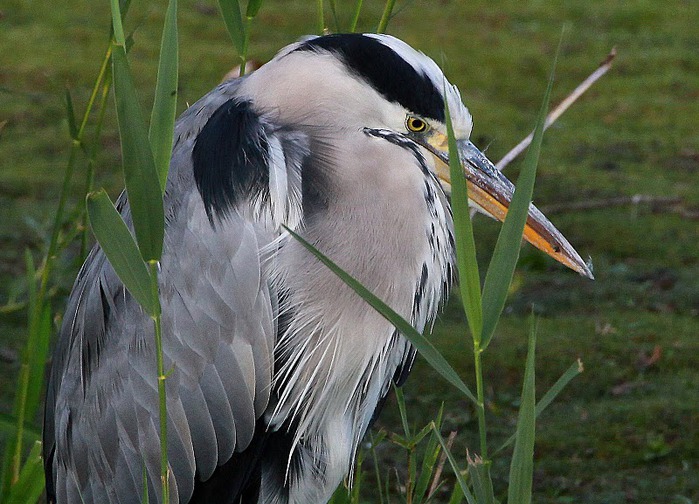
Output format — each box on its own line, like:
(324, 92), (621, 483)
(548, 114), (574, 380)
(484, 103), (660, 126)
(296, 34), (445, 122)
(192, 99), (270, 222)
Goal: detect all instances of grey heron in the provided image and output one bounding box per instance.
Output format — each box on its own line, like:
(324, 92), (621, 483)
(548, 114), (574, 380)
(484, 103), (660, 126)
(43, 33), (592, 504)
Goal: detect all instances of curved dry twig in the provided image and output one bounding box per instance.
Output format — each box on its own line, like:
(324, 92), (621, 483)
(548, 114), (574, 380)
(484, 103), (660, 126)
(496, 48), (617, 171)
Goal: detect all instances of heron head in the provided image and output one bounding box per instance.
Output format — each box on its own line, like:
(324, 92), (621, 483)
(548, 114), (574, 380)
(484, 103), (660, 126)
(242, 33), (593, 278)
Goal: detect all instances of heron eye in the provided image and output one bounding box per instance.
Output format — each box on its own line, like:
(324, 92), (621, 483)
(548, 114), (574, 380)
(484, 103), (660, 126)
(406, 116), (428, 133)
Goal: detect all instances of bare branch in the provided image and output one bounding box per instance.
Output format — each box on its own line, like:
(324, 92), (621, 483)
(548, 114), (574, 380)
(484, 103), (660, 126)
(497, 47), (617, 171)
(428, 430), (457, 498)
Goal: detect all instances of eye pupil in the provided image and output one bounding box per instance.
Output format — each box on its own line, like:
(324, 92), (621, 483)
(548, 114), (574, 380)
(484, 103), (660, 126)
(408, 117), (426, 132)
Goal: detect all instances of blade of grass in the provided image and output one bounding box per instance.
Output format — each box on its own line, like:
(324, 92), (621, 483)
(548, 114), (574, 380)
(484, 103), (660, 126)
(369, 432), (386, 504)
(467, 457), (495, 504)
(4, 441), (44, 504)
(21, 251), (51, 423)
(329, 485), (350, 504)
(507, 318), (537, 504)
(446, 87), (488, 459)
(111, 45), (165, 261)
(480, 46), (559, 351)
(394, 385), (412, 438)
(316, 0), (325, 33)
(149, 0), (179, 191)
(77, 43), (115, 144)
(535, 358), (583, 415)
(146, 3), (179, 499)
(407, 442), (417, 502)
(142, 462), (149, 504)
(147, 260), (168, 504)
(445, 91), (482, 341)
(81, 64), (113, 260)
(6, 366), (29, 489)
(493, 358), (583, 456)
(65, 88), (78, 141)
(351, 448), (363, 504)
(327, 0), (340, 32)
(109, 2), (169, 500)
(21, 252), (40, 420)
(3, 251), (51, 491)
(349, 0), (363, 32)
(240, 14), (253, 77)
(217, 0), (245, 55)
(285, 226), (478, 405)
(376, 0), (396, 33)
(109, 0), (126, 46)
(246, 0), (264, 17)
(24, 300), (50, 430)
(413, 406), (444, 503)
(448, 484), (465, 504)
(86, 190), (156, 315)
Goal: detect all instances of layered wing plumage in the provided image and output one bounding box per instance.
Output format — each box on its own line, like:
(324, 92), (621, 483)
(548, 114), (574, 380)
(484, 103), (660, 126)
(43, 78), (308, 504)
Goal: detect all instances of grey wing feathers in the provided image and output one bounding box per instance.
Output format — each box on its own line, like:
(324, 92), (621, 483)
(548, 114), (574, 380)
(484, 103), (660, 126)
(44, 79), (278, 503)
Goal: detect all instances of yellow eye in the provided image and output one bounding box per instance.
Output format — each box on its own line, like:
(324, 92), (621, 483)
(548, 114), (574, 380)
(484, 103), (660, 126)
(406, 116), (428, 133)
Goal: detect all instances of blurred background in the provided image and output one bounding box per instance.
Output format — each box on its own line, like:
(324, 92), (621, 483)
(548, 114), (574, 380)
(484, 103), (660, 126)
(1, 0), (697, 502)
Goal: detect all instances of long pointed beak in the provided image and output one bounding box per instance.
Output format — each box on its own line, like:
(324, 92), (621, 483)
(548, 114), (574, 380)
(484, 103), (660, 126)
(427, 137), (593, 279)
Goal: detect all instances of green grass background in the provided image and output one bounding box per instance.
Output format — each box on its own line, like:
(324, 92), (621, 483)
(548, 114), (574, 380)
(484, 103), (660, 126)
(1, 0), (697, 502)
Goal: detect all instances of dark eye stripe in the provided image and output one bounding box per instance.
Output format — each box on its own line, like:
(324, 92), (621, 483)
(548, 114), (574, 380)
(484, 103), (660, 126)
(296, 34), (445, 122)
